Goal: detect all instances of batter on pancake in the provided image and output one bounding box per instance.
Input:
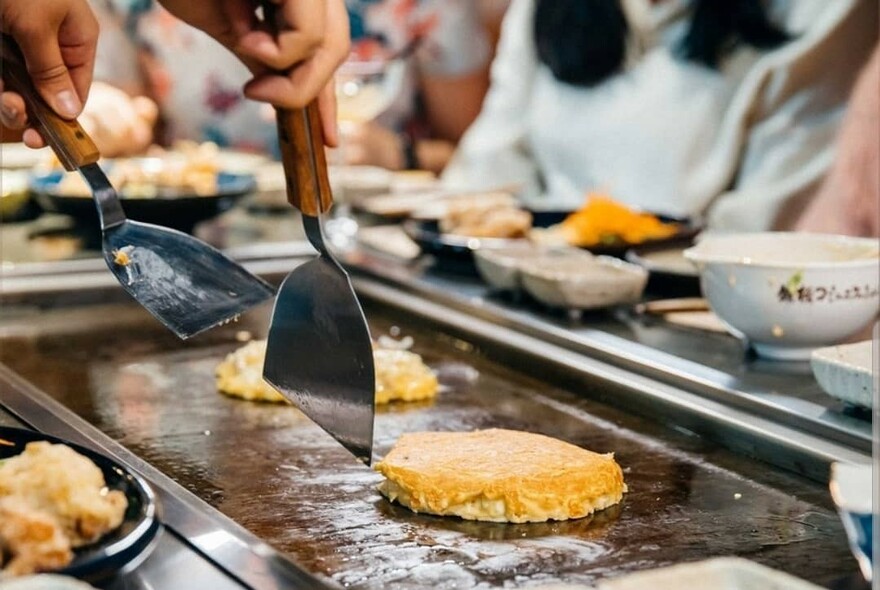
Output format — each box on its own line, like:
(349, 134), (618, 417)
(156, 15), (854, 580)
(375, 429), (626, 523)
(216, 341), (438, 404)
(216, 340), (285, 403)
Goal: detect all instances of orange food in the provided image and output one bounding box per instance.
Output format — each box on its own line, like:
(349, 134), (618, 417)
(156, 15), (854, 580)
(559, 193), (678, 247)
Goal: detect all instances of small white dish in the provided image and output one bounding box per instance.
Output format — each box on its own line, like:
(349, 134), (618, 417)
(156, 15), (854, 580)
(411, 191), (517, 222)
(389, 170), (438, 193)
(474, 245), (593, 292)
(597, 557), (824, 590)
(811, 340), (875, 408)
(684, 232), (880, 360)
(830, 462), (874, 582)
(520, 256), (648, 311)
(329, 165), (393, 199)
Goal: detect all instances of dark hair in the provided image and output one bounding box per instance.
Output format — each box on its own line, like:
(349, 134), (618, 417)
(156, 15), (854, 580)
(534, 0), (791, 86)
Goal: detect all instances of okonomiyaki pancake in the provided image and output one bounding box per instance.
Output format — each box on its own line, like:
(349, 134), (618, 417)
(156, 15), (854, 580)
(375, 429), (626, 523)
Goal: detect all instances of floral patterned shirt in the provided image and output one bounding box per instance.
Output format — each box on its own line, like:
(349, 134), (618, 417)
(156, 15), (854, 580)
(91, 0), (490, 153)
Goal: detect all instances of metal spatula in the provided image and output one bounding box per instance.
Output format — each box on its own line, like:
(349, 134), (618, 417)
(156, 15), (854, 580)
(262, 101), (375, 465)
(1, 36), (274, 339)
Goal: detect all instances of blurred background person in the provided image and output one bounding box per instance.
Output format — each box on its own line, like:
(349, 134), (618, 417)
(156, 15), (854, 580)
(443, 0), (877, 231)
(80, 0), (506, 173)
(794, 44), (879, 237)
(338, 0), (507, 174)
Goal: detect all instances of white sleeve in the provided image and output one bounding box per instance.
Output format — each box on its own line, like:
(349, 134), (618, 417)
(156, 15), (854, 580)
(706, 0), (878, 231)
(416, 0), (491, 77)
(90, 0), (143, 93)
(440, 0), (541, 196)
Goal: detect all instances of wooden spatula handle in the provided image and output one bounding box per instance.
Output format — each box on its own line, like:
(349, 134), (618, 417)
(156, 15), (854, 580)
(0, 34), (100, 171)
(275, 102), (334, 216)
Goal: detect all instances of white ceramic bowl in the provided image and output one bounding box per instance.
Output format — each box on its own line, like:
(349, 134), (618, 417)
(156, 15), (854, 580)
(329, 165), (393, 199)
(811, 340), (875, 408)
(520, 256), (648, 311)
(474, 245), (593, 292)
(684, 232), (879, 360)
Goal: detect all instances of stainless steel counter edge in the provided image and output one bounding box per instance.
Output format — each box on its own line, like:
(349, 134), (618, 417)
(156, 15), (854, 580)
(0, 365), (339, 590)
(351, 276), (870, 480)
(345, 255), (871, 453)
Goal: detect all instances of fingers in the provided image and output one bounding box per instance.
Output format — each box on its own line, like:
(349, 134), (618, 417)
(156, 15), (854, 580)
(0, 83), (46, 149)
(236, 0), (325, 71)
(57, 3), (100, 107)
(22, 128), (46, 149)
(240, 0), (349, 116)
(3, 0), (98, 119)
(0, 90), (28, 129)
(243, 42), (336, 106)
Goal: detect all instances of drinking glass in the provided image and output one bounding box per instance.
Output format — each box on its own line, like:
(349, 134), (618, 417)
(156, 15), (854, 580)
(325, 58), (405, 249)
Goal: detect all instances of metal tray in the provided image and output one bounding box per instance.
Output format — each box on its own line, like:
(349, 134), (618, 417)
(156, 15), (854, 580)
(0, 297), (858, 589)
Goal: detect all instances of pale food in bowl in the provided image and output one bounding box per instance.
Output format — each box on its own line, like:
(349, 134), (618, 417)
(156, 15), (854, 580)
(0, 442), (128, 576)
(684, 232), (879, 360)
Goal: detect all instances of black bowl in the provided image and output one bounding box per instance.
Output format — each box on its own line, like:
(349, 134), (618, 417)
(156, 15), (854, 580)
(30, 170), (255, 234)
(403, 210), (698, 274)
(0, 426), (161, 582)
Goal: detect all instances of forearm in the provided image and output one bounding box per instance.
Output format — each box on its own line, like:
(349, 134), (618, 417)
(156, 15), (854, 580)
(414, 139), (455, 174)
(420, 70), (490, 142)
(796, 45), (880, 236)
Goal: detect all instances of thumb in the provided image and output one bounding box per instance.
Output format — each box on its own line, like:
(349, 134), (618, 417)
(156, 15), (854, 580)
(13, 23), (82, 119)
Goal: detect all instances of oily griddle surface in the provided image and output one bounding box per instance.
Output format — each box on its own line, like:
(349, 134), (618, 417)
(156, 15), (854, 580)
(0, 301), (853, 589)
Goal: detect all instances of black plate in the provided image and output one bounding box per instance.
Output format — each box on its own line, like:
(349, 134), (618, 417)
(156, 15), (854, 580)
(0, 426), (160, 582)
(403, 211), (699, 274)
(30, 170), (255, 234)
(626, 239), (702, 296)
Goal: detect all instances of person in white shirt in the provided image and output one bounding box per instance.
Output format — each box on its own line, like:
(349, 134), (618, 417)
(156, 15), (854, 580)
(443, 0), (877, 231)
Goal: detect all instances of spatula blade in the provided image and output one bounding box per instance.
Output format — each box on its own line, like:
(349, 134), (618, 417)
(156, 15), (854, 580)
(263, 259), (375, 464)
(103, 221), (275, 339)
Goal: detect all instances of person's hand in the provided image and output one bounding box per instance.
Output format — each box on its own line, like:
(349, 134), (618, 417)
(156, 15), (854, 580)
(156, 0), (350, 147)
(79, 82), (158, 158)
(339, 121), (405, 170)
(0, 0), (98, 148)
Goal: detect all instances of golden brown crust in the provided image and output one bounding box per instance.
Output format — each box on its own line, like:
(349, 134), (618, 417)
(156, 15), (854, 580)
(0, 441), (129, 577)
(374, 429), (626, 523)
(0, 442), (127, 548)
(0, 497), (74, 576)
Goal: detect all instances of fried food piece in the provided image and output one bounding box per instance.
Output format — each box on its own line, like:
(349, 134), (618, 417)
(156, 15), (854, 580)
(215, 340), (286, 403)
(374, 349), (439, 404)
(112, 246), (133, 267)
(375, 429), (626, 523)
(441, 200), (532, 238)
(0, 497), (73, 577)
(554, 193), (679, 247)
(216, 341), (438, 404)
(0, 442), (127, 547)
